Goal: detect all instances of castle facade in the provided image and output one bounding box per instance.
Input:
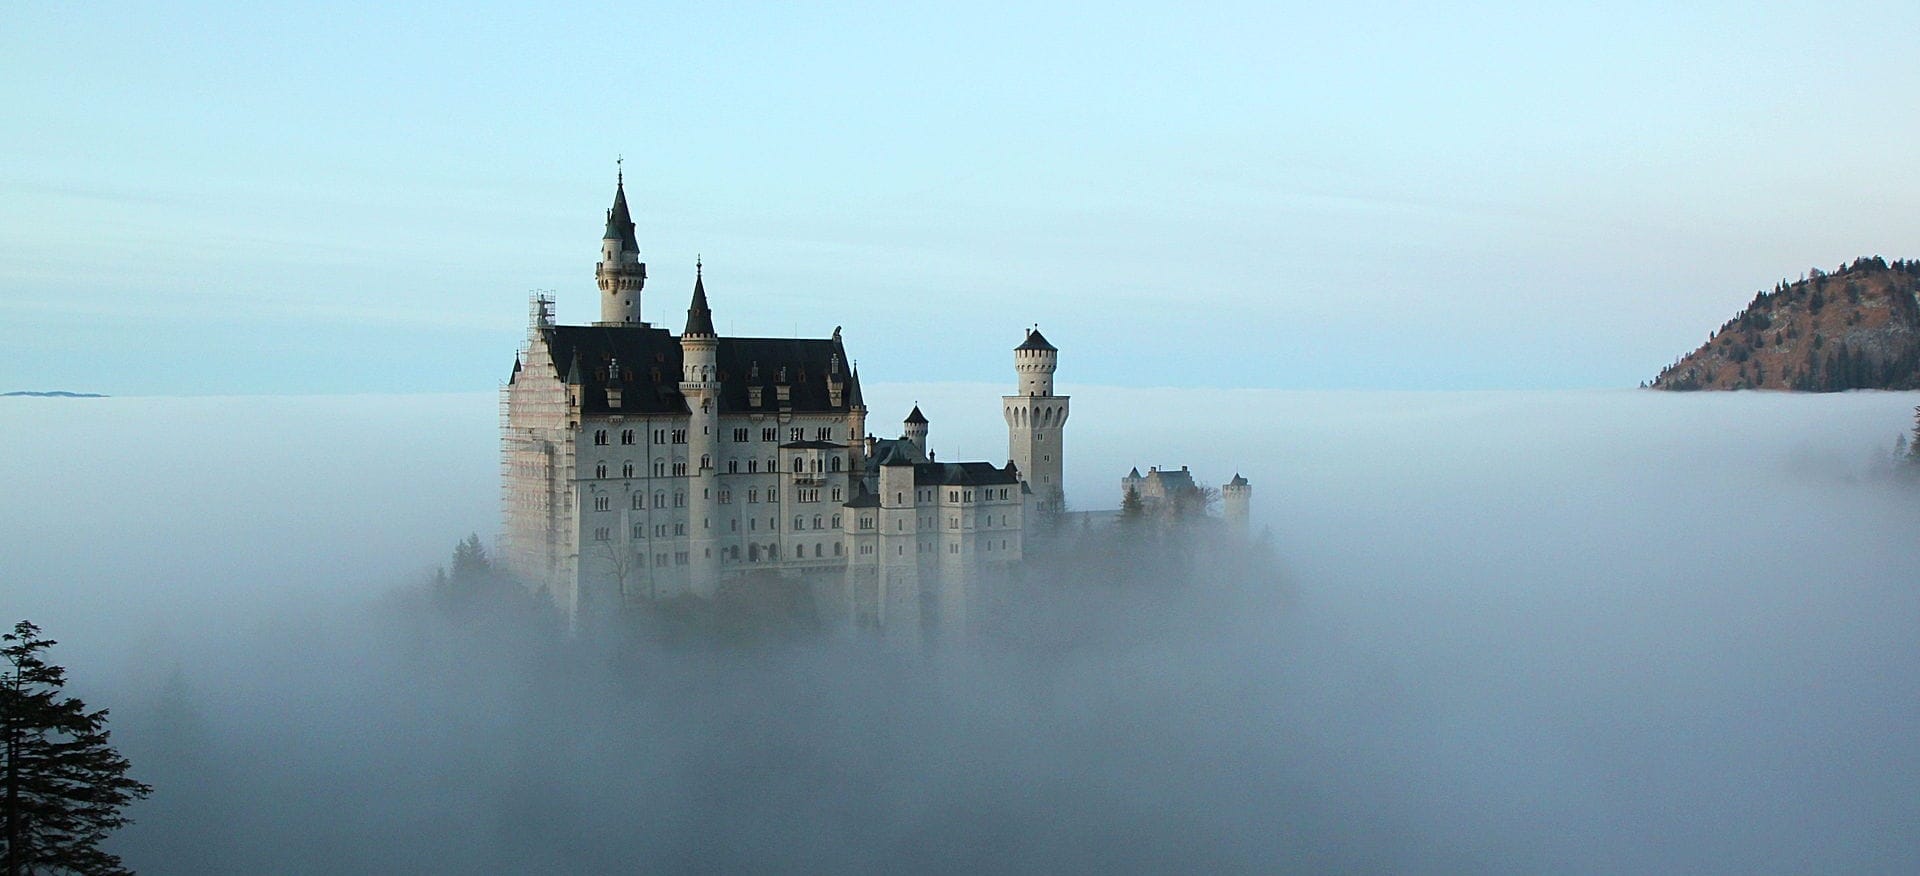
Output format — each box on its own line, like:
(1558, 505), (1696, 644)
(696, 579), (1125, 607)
(500, 174), (1066, 640)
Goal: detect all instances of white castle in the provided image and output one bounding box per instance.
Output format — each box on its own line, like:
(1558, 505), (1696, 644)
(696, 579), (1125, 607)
(502, 172), (1249, 639)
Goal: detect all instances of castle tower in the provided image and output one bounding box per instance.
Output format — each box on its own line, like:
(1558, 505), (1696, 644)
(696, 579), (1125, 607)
(595, 167), (648, 325)
(903, 405), (929, 455)
(876, 443), (922, 646)
(1223, 473), (1252, 533)
(680, 262), (721, 596)
(1003, 328), (1069, 514)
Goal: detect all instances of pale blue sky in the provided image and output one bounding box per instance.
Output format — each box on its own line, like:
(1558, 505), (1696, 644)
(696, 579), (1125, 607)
(5, 2), (1917, 394)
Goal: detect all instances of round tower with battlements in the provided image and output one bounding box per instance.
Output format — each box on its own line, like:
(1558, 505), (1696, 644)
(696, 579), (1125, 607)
(1003, 328), (1069, 515)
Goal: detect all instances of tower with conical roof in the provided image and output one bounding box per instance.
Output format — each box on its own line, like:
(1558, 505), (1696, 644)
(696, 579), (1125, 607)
(595, 166), (648, 325)
(681, 260), (721, 595)
(902, 405), (929, 455)
(1003, 327), (1069, 517)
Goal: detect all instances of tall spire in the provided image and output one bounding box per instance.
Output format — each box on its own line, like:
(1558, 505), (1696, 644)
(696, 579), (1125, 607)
(684, 259), (716, 337)
(603, 163), (638, 250)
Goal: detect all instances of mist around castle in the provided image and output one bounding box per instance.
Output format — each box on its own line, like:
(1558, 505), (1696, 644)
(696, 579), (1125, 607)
(6, 374), (1920, 871)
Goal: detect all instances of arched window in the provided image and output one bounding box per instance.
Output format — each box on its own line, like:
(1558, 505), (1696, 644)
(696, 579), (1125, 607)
(632, 494), (643, 510)
(812, 515), (822, 529)
(594, 462), (607, 479)
(621, 461), (634, 478)
(700, 454), (711, 470)
(793, 456), (803, 472)
(654, 491), (666, 508)
(794, 515), (804, 530)
(830, 457), (841, 472)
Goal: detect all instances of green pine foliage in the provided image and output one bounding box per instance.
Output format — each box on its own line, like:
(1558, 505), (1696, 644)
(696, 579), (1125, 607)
(2, 621), (151, 876)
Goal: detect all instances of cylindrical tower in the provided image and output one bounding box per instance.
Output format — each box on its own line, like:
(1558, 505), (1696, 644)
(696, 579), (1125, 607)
(903, 405), (929, 454)
(596, 170), (648, 325)
(1003, 328), (1069, 517)
(680, 263), (720, 596)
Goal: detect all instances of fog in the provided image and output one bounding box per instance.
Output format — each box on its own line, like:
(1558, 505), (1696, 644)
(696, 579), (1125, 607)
(3, 388), (1919, 873)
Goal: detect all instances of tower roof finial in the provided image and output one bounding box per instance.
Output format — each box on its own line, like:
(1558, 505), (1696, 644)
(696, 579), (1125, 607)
(684, 260), (716, 337)
(616, 154), (623, 186)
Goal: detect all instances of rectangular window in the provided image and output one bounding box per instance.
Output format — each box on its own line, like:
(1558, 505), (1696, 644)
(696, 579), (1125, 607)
(733, 428), (749, 442)
(632, 523), (644, 539)
(672, 462), (688, 476)
(593, 527), (609, 541)
(672, 429), (688, 444)
(790, 427), (804, 442)
(675, 523), (686, 536)
(593, 495), (610, 511)
(762, 427), (777, 442)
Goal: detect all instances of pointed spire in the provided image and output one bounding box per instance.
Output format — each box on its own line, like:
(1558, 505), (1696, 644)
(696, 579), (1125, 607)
(905, 405), (929, 425)
(684, 259), (716, 337)
(603, 164), (638, 250)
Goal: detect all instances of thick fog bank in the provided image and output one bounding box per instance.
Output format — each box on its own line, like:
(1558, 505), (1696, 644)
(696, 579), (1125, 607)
(4, 389), (1919, 873)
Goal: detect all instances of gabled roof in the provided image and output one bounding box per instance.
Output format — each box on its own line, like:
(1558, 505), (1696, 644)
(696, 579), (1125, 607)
(1228, 473), (1249, 487)
(1016, 328), (1056, 352)
(1127, 466), (1142, 479)
(535, 324), (861, 416)
(875, 441), (917, 467)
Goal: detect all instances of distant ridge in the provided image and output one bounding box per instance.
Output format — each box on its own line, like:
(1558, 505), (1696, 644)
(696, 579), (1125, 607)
(1649, 257), (1920, 391)
(3, 390), (108, 398)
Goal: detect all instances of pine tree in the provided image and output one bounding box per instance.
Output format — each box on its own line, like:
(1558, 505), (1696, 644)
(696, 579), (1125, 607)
(1120, 486), (1144, 522)
(2, 621), (150, 876)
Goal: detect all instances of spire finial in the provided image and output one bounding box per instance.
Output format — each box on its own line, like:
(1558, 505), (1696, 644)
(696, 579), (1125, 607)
(616, 154), (623, 186)
(696, 254), (702, 277)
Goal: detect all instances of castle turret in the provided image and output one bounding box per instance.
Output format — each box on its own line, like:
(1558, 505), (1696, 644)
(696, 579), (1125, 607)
(1003, 328), (1069, 517)
(595, 167), (648, 325)
(903, 405), (929, 455)
(680, 262), (720, 595)
(1223, 473), (1252, 533)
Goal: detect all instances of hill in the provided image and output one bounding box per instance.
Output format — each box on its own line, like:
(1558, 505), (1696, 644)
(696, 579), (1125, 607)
(1649, 257), (1920, 391)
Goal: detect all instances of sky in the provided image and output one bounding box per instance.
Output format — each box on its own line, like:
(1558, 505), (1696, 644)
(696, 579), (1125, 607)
(5, 2), (1920, 395)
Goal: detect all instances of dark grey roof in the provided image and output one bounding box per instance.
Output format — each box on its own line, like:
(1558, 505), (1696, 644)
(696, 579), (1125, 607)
(684, 270), (716, 336)
(843, 484), (881, 508)
(536, 324), (861, 416)
(847, 364), (864, 407)
(914, 461), (1021, 487)
(603, 180), (639, 250)
(1127, 466), (1142, 479)
(778, 440), (847, 450)
(1016, 328), (1056, 352)
(1228, 473), (1249, 487)
(876, 441), (917, 467)
(904, 405), (928, 424)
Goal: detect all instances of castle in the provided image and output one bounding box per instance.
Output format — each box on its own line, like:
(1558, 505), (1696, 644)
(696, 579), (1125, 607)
(500, 172), (1072, 640)
(502, 172), (1253, 639)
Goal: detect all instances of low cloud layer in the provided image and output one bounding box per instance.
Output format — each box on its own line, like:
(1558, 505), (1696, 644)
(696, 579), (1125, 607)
(3, 388), (1918, 873)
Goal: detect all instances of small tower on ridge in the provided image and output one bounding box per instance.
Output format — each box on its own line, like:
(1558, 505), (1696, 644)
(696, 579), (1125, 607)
(680, 260), (721, 595)
(595, 165), (648, 325)
(1223, 473), (1252, 533)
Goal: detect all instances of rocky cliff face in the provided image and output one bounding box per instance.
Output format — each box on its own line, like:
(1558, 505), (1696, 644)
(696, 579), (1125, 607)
(1650, 257), (1920, 391)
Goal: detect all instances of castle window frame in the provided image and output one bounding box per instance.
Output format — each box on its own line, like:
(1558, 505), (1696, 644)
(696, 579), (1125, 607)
(632, 494), (644, 510)
(620, 429), (635, 445)
(748, 489), (759, 503)
(593, 430), (608, 446)
(789, 427), (804, 442)
(728, 460), (739, 473)
(748, 460), (759, 473)
(718, 490), (731, 504)
(762, 427), (776, 442)
(794, 515), (804, 530)
(653, 429), (666, 444)
(673, 491), (685, 507)
(672, 462), (688, 476)
(812, 515), (822, 530)
(594, 462), (607, 479)
(593, 526), (609, 541)
(632, 523), (644, 539)
(732, 428), (749, 442)
(622, 462), (634, 478)
(831, 514), (841, 528)
(654, 491), (666, 508)
(593, 495), (610, 512)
